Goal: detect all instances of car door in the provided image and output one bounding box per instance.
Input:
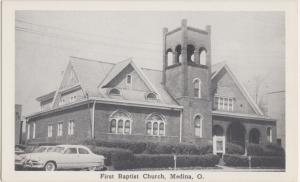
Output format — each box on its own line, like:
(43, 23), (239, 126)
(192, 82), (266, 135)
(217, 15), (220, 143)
(77, 147), (95, 168)
(60, 147), (79, 169)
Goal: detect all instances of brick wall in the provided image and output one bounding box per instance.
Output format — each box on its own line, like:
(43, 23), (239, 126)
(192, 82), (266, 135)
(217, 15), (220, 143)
(94, 103), (181, 143)
(26, 104), (92, 144)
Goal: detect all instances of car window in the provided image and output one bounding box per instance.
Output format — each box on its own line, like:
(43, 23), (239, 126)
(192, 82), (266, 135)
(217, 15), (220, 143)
(64, 148), (77, 154)
(34, 147), (46, 153)
(46, 147), (55, 152)
(78, 148), (89, 154)
(53, 147), (65, 153)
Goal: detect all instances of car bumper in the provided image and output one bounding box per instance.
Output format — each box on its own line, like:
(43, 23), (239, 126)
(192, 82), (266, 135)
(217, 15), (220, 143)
(23, 161), (45, 169)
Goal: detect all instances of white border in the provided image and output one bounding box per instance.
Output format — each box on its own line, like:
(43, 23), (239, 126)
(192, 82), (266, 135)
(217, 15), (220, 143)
(2, 1), (297, 182)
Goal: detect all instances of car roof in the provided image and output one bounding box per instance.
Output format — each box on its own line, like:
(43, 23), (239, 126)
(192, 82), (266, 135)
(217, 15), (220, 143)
(56, 145), (89, 149)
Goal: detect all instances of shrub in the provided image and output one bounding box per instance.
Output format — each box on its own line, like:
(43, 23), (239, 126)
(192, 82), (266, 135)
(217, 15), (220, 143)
(246, 143), (285, 157)
(111, 149), (134, 170)
(223, 154), (248, 167)
(247, 144), (264, 156)
(250, 156), (285, 168)
(86, 145), (133, 167)
(131, 154), (220, 169)
(84, 139), (213, 155)
(226, 143), (244, 155)
(262, 143), (285, 156)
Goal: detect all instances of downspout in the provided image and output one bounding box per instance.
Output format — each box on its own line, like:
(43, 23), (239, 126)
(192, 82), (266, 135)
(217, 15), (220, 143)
(91, 100), (96, 139)
(179, 109), (183, 143)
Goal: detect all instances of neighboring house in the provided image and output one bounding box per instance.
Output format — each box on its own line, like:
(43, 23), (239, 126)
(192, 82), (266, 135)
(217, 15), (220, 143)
(15, 104), (23, 144)
(25, 20), (276, 150)
(266, 91), (285, 149)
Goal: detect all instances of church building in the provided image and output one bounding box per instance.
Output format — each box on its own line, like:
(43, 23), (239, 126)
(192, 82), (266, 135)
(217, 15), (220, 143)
(25, 19), (276, 150)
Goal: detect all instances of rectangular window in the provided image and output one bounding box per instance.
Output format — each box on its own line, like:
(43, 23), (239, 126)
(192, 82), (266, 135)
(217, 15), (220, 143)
(213, 97), (219, 110)
(27, 124), (30, 139)
(57, 122), (63, 136)
(68, 120), (74, 135)
(127, 75), (132, 85)
(215, 96), (235, 111)
(48, 125), (53, 137)
(32, 123), (36, 139)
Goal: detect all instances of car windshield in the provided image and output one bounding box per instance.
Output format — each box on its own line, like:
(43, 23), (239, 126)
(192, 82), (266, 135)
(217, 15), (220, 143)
(53, 147), (65, 153)
(34, 146), (47, 153)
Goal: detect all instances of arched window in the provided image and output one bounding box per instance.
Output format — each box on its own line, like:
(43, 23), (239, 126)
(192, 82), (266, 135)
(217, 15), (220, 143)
(167, 49), (173, 66)
(267, 127), (272, 142)
(124, 120), (130, 134)
(187, 44), (195, 63)
(108, 88), (121, 96)
(110, 119), (116, 133)
(118, 120), (123, 133)
(175, 45), (182, 63)
(146, 122), (152, 135)
(146, 92), (158, 101)
(212, 125), (224, 136)
(145, 113), (166, 136)
(159, 123), (165, 135)
(153, 122), (158, 135)
(249, 128), (260, 144)
(199, 48), (207, 65)
(193, 78), (201, 98)
(194, 115), (202, 137)
(109, 110), (131, 135)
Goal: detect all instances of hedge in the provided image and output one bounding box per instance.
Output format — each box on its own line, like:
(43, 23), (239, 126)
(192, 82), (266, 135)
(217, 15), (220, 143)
(250, 156), (285, 168)
(87, 145), (133, 167)
(223, 154), (248, 167)
(226, 142), (244, 155)
(247, 143), (285, 157)
(223, 154), (285, 168)
(131, 154), (220, 169)
(84, 139), (212, 155)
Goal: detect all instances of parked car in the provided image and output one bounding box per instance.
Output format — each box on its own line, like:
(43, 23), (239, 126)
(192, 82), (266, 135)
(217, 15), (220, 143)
(23, 145), (105, 171)
(15, 145), (56, 169)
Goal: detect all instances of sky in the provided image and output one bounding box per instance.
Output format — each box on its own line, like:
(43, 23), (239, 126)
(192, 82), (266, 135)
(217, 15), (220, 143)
(15, 11), (285, 116)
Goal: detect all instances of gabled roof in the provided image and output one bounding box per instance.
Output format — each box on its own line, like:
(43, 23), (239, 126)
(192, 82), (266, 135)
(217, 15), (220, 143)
(37, 57), (264, 116)
(36, 91), (55, 102)
(211, 62), (264, 115)
(99, 58), (159, 94)
(67, 57), (177, 106)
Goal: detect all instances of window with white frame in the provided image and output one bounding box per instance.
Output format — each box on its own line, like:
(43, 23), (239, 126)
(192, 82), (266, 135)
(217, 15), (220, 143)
(194, 115), (203, 137)
(48, 125), (53, 137)
(267, 127), (272, 142)
(32, 122), (36, 139)
(109, 110), (131, 134)
(57, 122), (63, 136)
(68, 120), (74, 135)
(27, 124), (30, 139)
(70, 95), (77, 103)
(193, 78), (201, 98)
(145, 114), (165, 136)
(214, 96), (234, 111)
(126, 74), (132, 86)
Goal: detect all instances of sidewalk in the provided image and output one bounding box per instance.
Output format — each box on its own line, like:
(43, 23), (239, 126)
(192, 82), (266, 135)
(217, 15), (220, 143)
(214, 165), (285, 172)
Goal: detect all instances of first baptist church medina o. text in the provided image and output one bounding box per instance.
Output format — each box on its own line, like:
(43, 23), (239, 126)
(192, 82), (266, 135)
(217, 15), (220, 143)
(24, 19), (276, 152)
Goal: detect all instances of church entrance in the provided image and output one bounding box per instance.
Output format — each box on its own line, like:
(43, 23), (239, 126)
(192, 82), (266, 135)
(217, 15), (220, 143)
(226, 122), (246, 148)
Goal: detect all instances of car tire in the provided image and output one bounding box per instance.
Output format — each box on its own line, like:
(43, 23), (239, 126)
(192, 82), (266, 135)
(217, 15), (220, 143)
(44, 161), (56, 171)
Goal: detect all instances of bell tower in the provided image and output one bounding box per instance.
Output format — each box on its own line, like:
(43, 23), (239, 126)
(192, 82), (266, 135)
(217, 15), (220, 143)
(162, 19), (212, 143)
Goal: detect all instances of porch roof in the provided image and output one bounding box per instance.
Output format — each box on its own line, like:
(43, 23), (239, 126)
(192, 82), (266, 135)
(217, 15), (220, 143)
(212, 110), (276, 122)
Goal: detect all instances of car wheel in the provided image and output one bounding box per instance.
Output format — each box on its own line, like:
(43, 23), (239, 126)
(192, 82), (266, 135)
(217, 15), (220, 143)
(44, 162), (56, 171)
